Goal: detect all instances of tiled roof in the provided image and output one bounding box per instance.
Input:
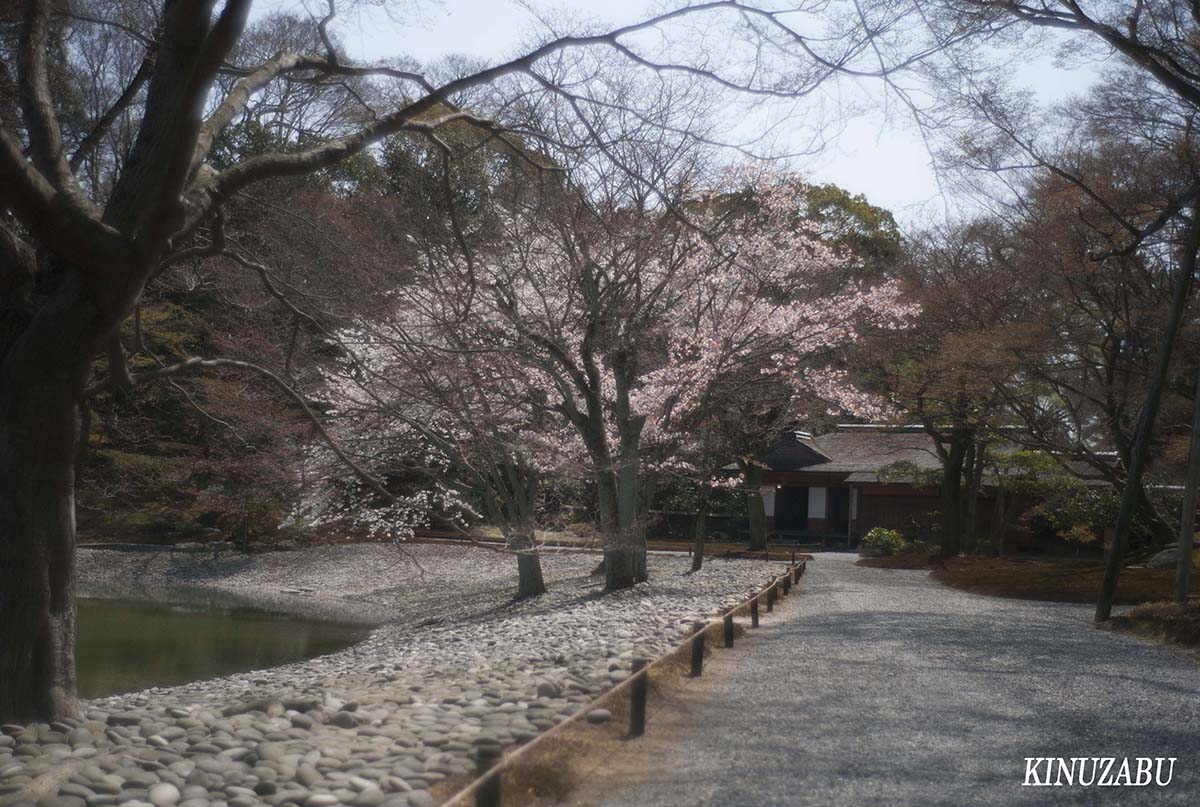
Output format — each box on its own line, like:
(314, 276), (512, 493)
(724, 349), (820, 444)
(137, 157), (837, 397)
(764, 426), (942, 475)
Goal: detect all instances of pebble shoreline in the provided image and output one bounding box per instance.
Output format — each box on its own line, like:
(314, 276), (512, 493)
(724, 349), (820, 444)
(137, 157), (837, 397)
(1, 543), (780, 807)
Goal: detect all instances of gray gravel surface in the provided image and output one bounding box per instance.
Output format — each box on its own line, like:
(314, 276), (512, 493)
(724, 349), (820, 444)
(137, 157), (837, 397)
(566, 553), (1200, 807)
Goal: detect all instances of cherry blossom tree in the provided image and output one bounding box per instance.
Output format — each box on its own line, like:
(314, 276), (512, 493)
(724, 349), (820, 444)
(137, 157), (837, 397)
(358, 165), (913, 587)
(0, 0), (921, 720)
(636, 172), (914, 564)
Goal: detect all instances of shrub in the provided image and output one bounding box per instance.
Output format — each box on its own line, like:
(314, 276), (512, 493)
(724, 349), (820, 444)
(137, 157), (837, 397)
(863, 527), (909, 556)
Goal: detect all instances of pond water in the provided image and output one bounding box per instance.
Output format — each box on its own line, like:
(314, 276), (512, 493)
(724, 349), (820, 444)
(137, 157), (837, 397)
(77, 596), (368, 699)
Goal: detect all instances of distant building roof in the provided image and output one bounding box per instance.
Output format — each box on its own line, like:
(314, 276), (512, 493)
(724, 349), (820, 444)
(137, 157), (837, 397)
(761, 425), (1115, 485)
(763, 425), (943, 477)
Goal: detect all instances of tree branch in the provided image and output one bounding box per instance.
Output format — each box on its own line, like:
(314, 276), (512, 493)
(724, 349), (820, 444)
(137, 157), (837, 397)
(70, 50), (156, 173)
(86, 355), (398, 504)
(0, 128), (127, 271)
(18, 0), (74, 192)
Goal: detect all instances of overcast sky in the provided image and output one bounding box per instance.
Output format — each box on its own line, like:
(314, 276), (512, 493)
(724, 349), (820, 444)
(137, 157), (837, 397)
(298, 0), (1104, 230)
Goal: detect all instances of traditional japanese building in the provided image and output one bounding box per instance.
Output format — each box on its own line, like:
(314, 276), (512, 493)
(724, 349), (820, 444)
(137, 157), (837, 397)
(756, 425), (949, 546)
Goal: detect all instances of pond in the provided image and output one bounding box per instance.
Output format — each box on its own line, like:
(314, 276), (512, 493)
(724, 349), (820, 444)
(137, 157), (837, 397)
(77, 596), (369, 699)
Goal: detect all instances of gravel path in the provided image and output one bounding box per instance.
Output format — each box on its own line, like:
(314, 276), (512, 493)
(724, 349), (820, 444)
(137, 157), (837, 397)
(564, 553), (1200, 807)
(1, 543), (783, 807)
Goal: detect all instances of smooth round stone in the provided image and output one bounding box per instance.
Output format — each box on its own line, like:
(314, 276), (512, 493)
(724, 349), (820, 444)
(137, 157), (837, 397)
(328, 714), (356, 730)
(382, 778), (409, 795)
(350, 789), (383, 807)
(255, 745), (285, 763)
(305, 795), (338, 807)
(585, 709), (611, 725)
(42, 797), (87, 807)
(91, 776), (124, 795)
(148, 783), (181, 806)
(404, 793), (433, 807)
(69, 729), (94, 746)
(295, 766), (321, 788)
(60, 784), (97, 799)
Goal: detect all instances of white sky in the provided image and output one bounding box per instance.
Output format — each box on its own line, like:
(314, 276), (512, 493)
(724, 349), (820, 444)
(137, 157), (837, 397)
(303, 0), (1105, 231)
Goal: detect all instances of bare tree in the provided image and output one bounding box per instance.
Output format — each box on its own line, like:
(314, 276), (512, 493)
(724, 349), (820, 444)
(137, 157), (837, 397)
(892, 0), (1200, 618)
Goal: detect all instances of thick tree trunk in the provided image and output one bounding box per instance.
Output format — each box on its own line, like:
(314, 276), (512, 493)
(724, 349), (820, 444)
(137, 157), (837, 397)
(743, 462), (768, 551)
(597, 473), (635, 590)
(939, 431), (968, 558)
(0, 412), (79, 723)
(0, 275), (104, 722)
(511, 532), (546, 600)
(598, 454), (645, 590)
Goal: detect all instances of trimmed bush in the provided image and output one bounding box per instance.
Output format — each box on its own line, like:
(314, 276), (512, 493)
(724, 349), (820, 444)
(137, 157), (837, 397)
(863, 527), (909, 557)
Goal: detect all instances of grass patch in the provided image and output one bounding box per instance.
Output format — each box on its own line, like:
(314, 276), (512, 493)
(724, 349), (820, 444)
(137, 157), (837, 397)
(932, 556), (1176, 605)
(1109, 600), (1200, 649)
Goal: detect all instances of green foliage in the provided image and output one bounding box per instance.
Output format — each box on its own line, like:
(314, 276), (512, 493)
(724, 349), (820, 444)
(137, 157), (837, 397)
(863, 527), (910, 556)
(800, 183), (904, 277)
(1058, 523), (1100, 546)
(654, 477), (747, 516)
(877, 459), (941, 489)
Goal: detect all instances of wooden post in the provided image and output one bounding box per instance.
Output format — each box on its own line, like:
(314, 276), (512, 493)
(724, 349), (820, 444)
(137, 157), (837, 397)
(782, 573), (790, 595)
(766, 583), (775, 612)
(690, 621), (706, 677)
(723, 610), (734, 648)
(474, 744), (502, 807)
(792, 563), (800, 584)
(791, 550), (796, 565)
(750, 594), (759, 627)
(629, 658), (648, 737)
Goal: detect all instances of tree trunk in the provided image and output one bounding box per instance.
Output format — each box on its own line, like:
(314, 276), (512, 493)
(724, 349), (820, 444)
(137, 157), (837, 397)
(511, 533), (546, 600)
(963, 440), (984, 554)
(1133, 482), (1175, 549)
(0, 275), (105, 722)
(691, 494), (709, 572)
(600, 452), (645, 590)
(597, 470), (641, 590)
(989, 486), (1008, 557)
(939, 430), (968, 558)
(743, 462), (768, 551)
(634, 470), (656, 583)
(1097, 208), (1200, 622)
(1176, 369), (1200, 604)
